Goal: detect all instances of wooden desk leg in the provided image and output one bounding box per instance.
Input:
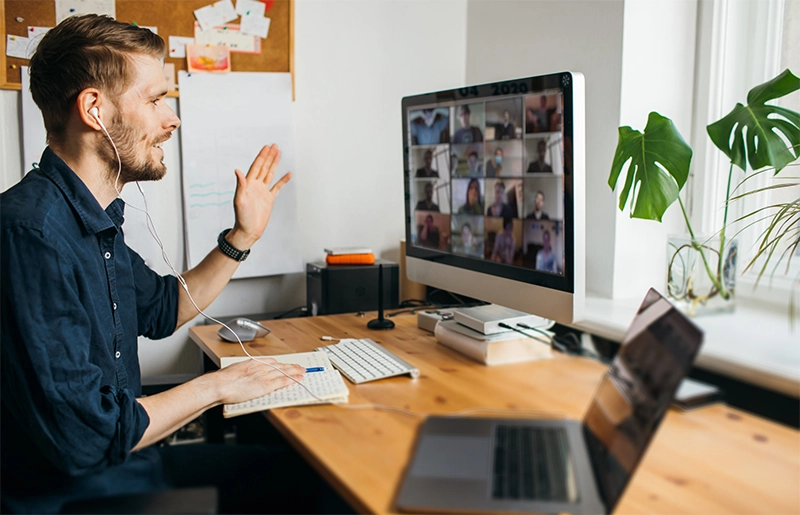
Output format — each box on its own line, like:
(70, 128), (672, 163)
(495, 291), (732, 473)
(202, 353), (225, 444)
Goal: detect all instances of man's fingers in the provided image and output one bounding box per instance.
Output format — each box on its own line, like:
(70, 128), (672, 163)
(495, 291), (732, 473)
(262, 148), (281, 185)
(254, 144), (279, 183)
(247, 145), (271, 179)
(270, 172), (292, 196)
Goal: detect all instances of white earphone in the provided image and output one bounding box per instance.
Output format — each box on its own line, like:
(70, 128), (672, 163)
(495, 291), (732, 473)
(89, 107), (105, 129)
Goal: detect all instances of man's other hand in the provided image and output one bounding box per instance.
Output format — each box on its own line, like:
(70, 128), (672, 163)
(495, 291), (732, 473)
(214, 357), (305, 405)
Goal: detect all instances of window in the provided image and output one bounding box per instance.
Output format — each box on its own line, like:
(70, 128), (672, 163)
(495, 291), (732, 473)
(688, 0), (798, 305)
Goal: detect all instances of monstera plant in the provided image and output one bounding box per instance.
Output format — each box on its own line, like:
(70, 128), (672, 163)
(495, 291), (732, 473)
(608, 69), (800, 315)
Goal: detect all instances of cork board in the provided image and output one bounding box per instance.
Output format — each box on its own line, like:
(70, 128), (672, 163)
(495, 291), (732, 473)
(1, 0), (293, 96)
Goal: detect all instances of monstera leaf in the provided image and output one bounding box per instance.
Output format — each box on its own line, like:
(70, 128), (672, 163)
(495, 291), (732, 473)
(707, 69), (800, 173)
(608, 112), (693, 221)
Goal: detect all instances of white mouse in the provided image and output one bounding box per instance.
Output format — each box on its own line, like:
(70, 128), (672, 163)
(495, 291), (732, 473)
(217, 318), (270, 343)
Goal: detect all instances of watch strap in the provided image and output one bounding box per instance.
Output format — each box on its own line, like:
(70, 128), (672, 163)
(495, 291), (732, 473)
(217, 229), (250, 262)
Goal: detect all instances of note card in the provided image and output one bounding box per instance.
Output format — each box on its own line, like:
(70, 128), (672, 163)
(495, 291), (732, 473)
(6, 35), (30, 59)
(194, 23), (261, 54)
(54, 0), (115, 24)
(236, 0), (266, 18)
(240, 15), (270, 39)
(169, 36), (196, 58)
(194, 0), (238, 31)
(26, 27), (51, 59)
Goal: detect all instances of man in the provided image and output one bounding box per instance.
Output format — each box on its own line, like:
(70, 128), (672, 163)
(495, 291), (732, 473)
(415, 149), (439, 178)
(536, 230), (559, 273)
(466, 151), (483, 177)
(526, 139), (553, 174)
(497, 110), (516, 140)
(414, 182), (440, 212)
(419, 214), (440, 248)
(411, 108), (449, 145)
(485, 147), (503, 177)
(1, 15), (307, 513)
(526, 95), (550, 133)
(453, 105), (483, 143)
(526, 190), (550, 220)
(491, 217), (516, 265)
(487, 181), (514, 218)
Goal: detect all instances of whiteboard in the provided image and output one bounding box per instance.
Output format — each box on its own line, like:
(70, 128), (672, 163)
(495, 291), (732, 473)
(177, 71), (301, 278)
(20, 67), (47, 176)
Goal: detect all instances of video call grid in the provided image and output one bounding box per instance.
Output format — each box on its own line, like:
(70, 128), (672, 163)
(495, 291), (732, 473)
(407, 91), (567, 275)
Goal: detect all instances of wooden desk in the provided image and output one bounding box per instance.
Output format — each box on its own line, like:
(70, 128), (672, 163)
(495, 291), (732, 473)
(189, 313), (800, 514)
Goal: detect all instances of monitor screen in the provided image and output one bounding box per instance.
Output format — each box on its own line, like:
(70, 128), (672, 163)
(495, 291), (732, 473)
(403, 72), (585, 323)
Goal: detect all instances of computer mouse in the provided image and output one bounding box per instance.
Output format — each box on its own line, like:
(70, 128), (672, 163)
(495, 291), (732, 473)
(217, 318), (270, 343)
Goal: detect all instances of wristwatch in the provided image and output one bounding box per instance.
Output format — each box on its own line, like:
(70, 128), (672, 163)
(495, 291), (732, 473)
(217, 229), (250, 262)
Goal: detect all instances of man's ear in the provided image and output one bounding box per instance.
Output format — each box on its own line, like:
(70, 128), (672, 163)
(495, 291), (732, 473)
(77, 88), (104, 131)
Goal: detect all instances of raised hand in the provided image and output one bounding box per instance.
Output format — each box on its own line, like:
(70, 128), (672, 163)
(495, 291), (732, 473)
(227, 144), (292, 251)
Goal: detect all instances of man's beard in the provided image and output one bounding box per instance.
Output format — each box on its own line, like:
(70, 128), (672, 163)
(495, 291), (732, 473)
(99, 113), (169, 185)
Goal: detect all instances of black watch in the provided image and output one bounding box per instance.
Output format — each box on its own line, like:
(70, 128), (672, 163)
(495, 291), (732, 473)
(217, 229), (251, 262)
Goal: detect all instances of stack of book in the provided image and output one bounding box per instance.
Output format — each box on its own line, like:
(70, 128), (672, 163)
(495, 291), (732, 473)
(433, 305), (554, 366)
(324, 247), (375, 265)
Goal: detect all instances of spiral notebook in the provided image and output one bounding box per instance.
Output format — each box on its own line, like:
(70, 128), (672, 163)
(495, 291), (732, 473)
(220, 352), (349, 418)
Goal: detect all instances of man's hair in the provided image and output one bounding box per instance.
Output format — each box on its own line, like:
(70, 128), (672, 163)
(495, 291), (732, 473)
(459, 105), (471, 115)
(537, 139), (547, 149)
(29, 14), (166, 144)
(468, 151), (478, 159)
(536, 190), (545, 199)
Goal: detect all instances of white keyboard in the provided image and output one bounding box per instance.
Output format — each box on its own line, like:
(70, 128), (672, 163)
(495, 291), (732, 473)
(316, 338), (420, 384)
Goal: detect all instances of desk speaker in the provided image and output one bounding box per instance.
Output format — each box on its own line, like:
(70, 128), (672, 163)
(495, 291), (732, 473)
(306, 260), (399, 316)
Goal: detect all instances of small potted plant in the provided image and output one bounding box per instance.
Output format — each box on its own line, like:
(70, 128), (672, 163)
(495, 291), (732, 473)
(608, 69), (800, 316)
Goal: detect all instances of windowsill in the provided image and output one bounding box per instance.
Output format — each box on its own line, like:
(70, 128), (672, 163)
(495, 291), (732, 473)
(574, 294), (800, 398)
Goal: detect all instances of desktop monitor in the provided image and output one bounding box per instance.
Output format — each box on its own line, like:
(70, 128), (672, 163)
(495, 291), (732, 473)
(403, 71), (585, 324)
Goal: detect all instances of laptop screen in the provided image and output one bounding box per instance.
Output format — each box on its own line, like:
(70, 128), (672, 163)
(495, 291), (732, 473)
(581, 289), (703, 509)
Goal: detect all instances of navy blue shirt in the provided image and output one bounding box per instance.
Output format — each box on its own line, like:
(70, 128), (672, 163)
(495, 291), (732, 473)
(1, 148), (179, 513)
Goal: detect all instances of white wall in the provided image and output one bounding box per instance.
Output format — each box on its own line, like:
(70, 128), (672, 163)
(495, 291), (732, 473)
(464, 0), (625, 298)
(464, 0), (700, 300)
(292, 0), (467, 264)
(0, 0), (467, 380)
(613, 0), (698, 298)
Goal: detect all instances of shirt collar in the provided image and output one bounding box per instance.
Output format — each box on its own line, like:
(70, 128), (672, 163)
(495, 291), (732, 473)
(39, 147), (122, 235)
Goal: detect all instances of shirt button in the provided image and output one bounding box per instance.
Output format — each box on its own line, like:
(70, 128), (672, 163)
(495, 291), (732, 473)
(113, 302), (117, 310)
(104, 252), (111, 259)
(115, 351), (121, 359)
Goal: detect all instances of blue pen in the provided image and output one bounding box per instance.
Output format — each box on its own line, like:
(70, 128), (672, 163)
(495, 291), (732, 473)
(305, 367), (325, 373)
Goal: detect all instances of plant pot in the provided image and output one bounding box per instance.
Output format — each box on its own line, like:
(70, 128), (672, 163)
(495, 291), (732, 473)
(666, 235), (737, 316)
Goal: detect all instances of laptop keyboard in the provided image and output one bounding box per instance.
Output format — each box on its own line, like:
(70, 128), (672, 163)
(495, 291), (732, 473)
(492, 425), (571, 502)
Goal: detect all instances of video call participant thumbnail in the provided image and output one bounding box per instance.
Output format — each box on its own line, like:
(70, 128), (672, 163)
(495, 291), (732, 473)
(451, 214), (484, 258)
(410, 107), (450, 145)
(415, 212), (450, 251)
(522, 220), (564, 275)
(456, 178), (484, 215)
(414, 181), (440, 212)
(453, 104), (484, 144)
(526, 139), (553, 174)
(490, 217), (518, 265)
(525, 93), (561, 134)
(486, 181), (515, 218)
(525, 190), (549, 220)
(486, 147), (503, 177)
(485, 97), (522, 141)
(415, 149), (439, 178)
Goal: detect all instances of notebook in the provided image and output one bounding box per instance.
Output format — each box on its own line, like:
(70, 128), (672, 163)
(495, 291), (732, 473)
(220, 351), (349, 418)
